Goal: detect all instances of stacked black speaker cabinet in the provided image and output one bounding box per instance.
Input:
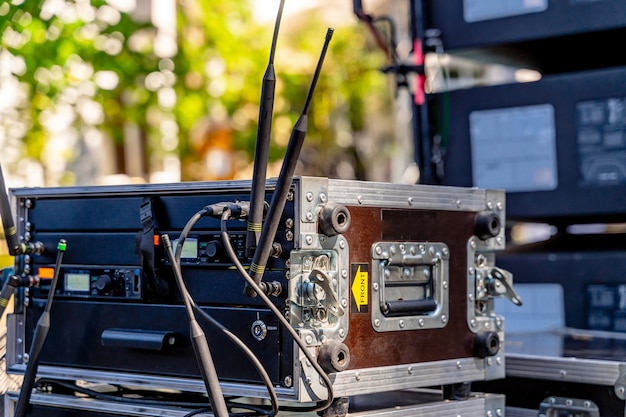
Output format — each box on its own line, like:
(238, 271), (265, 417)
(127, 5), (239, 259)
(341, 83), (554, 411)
(423, 1), (626, 415)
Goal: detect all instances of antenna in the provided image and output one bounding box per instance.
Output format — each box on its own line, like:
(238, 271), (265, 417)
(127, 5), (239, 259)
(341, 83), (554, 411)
(0, 162), (43, 323)
(246, 28), (334, 297)
(0, 164), (43, 255)
(0, 164), (21, 255)
(246, 0), (286, 258)
(14, 240), (67, 417)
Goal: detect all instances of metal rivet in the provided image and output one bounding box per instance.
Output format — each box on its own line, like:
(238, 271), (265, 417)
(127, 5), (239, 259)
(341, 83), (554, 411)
(305, 335), (313, 344)
(341, 270), (348, 278)
(373, 283), (379, 291)
(305, 235), (313, 245)
(374, 319), (380, 327)
(456, 361), (462, 369)
(355, 372), (361, 381)
(357, 195), (363, 204)
(441, 315), (447, 324)
(306, 192), (314, 202)
(319, 193), (327, 203)
(408, 197), (413, 206)
(306, 212), (314, 221)
(418, 319), (425, 327)
(339, 240), (346, 249)
(399, 320), (405, 329)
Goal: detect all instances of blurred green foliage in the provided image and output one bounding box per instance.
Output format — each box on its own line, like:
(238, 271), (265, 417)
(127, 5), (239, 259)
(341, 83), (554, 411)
(0, 0), (390, 184)
(1, 0), (163, 184)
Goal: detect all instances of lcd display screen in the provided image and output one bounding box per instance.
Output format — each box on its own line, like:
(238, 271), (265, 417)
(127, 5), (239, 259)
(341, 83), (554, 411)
(65, 272), (91, 292)
(175, 238), (198, 259)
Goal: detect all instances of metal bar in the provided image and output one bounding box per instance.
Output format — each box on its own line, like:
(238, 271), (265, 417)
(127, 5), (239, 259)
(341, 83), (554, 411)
(506, 353), (621, 387)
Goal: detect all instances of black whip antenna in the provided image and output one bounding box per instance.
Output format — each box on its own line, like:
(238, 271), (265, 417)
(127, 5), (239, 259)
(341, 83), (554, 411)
(246, 0), (286, 258)
(0, 164), (21, 255)
(246, 28), (334, 297)
(14, 240), (67, 417)
(0, 164), (43, 256)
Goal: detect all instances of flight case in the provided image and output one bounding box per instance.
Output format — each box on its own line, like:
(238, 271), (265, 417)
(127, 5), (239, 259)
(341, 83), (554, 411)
(476, 328), (626, 416)
(6, 177), (514, 405)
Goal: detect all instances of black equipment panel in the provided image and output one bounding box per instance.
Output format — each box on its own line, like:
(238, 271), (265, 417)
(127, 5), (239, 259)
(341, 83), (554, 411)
(497, 233), (626, 331)
(423, 0), (626, 72)
(432, 65), (626, 223)
(25, 300), (284, 383)
(14, 181), (294, 386)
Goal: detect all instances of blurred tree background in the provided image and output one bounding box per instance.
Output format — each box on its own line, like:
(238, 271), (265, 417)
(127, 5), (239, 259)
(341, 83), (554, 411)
(0, 0), (396, 188)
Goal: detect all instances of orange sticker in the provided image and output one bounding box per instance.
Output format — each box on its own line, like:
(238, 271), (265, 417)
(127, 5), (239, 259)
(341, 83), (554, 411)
(38, 267), (55, 279)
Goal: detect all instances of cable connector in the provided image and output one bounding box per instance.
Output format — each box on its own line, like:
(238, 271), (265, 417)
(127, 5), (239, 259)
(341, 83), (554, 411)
(226, 201), (250, 219)
(11, 241), (45, 256)
(204, 201), (251, 220)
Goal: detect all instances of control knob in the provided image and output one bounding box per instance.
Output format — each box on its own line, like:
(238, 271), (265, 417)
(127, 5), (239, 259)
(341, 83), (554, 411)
(205, 240), (222, 259)
(96, 274), (113, 293)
